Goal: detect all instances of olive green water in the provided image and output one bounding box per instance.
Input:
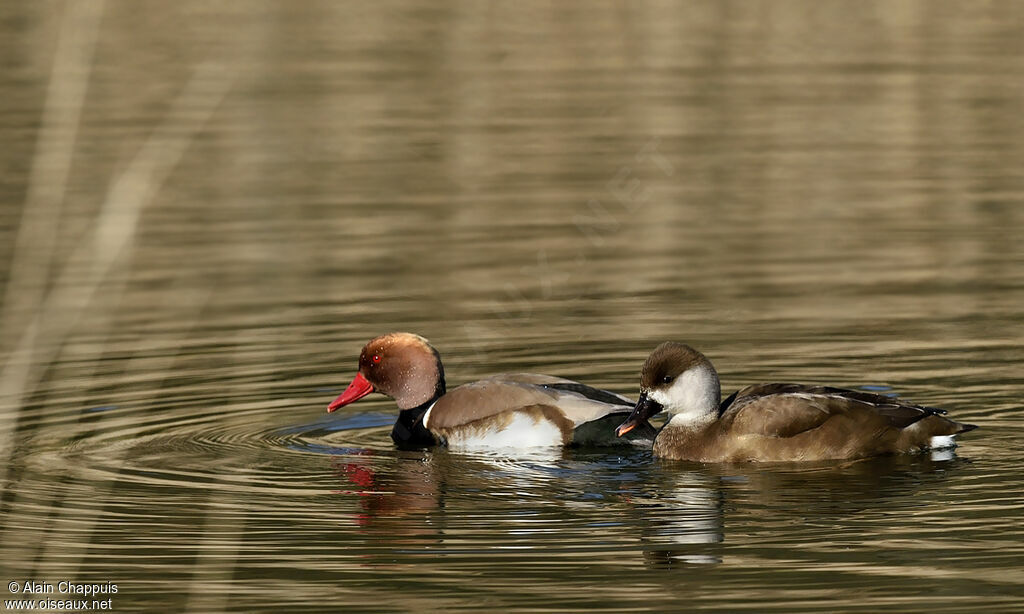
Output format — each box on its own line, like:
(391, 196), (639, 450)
(1, 2), (1023, 612)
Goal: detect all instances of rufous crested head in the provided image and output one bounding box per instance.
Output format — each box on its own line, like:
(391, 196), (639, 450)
(328, 332), (445, 412)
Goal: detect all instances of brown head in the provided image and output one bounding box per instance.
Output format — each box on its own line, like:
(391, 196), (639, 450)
(617, 342), (721, 436)
(327, 333), (446, 412)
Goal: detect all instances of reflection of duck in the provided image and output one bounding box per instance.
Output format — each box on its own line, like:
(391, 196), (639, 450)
(633, 454), (966, 567)
(726, 454), (973, 513)
(331, 449), (567, 537)
(634, 471), (725, 566)
(617, 342), (977, 462)
(331, 450), (442, 533)
(327, 333), (655, 450)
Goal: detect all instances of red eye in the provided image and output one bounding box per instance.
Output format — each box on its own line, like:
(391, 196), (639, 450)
(371, 354), (381, 364)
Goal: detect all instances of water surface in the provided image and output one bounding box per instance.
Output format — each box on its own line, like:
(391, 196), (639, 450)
(1, 2), (1023, 612)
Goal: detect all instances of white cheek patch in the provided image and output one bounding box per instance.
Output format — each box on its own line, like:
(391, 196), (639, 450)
(654, 365), (719, 423)
(649, 389), (671, 407)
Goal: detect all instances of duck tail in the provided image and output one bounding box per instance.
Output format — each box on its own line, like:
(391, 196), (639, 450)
(955, 422), (978, 435)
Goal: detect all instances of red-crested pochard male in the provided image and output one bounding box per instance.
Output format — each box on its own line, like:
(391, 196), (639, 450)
(327, 332), (656, 450)
(616, 342), (977, 462)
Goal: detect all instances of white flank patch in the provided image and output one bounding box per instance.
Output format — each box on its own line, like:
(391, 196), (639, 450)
(446, 412), (563, 450)
(929, 435), (956, 449)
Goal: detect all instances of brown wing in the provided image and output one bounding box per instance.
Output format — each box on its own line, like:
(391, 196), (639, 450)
(424, 373), (633, 431)
(723, 383), (945, 438)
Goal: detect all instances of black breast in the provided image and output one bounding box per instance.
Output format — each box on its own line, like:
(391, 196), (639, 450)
(391, 403), (439, 449)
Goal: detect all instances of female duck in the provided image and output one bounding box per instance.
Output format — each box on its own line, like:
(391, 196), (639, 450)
(328, 332), (655, 450)
(616, 342), (976, 462)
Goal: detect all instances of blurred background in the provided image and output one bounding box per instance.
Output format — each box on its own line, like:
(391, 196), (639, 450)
(1, 1), (1022, 612)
